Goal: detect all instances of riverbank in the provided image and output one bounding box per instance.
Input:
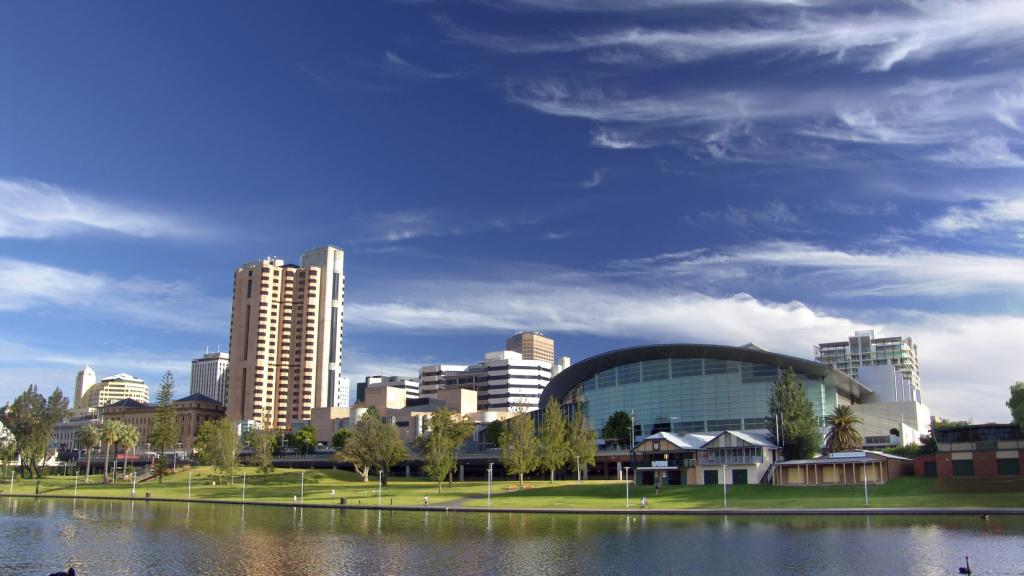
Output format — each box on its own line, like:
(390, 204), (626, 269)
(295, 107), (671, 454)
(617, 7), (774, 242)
(4, 466), (1024, 513)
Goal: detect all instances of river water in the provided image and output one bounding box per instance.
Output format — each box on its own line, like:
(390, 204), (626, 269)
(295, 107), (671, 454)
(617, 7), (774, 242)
(2, 497), (1023, 576)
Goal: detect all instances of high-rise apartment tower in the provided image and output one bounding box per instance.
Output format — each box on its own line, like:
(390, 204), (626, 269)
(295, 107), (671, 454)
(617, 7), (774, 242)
(226, 246), (345, 428)
(814, 330), (921, 401)
(506, 331), (555, 364)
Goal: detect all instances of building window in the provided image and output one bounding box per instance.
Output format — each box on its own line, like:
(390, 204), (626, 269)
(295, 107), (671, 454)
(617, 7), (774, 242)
(952, 460), (974, 477)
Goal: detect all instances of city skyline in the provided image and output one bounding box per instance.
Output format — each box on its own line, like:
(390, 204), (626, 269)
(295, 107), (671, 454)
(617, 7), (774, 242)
(2, 1), (1024, 423)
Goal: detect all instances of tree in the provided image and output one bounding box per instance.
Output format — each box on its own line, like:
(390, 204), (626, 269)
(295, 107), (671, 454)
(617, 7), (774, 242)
(483, 420), (505, 447)
(768, 367), (823, 460)
(538, 398), (569, 482)
(419, 409), (475, 492)
(100, 419), (120, 483)
(148, 371), (179, 484)
(602, 411), (632, 450)
(1008, 382), (1024, 432)
(823, 405), (863, 453)
(331, 428), (350, 451)
(339, 412), (409, 484)
(293, 425), (317, 455)
(246, 423), (277, 476)
(77, 424), (101, 483)
(0, 386), (69, 479)
(195, 419), (241, 482)
(499, 412), (540, 489)
(0, 437), (15, 479)
(567, 401), (597, 482)
(117, 423), (140, 481)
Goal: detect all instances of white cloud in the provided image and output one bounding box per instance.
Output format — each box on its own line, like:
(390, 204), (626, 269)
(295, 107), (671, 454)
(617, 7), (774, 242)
(0, 258), (228, 333)
(928, 135), (1024, 168)
(580, 169), (604, 188)
(383, 51), (457, 80)
(695, 201), (798, 227)
(458, 1), (1024, 72)
(923, 193), (1024, 234)
(616, 241), (1024, 297)
(348, 263), (1020, 422)
(590, 127), (653, 149)
(0, 179), (209, 240)
(484, 0), (822, 10)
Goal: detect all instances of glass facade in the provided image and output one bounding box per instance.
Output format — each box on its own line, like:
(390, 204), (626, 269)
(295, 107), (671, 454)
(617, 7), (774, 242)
(574, 357), (840, 436)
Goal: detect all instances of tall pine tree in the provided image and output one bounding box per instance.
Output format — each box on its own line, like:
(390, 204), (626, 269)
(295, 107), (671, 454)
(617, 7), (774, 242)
(768, 367), (822, 460)
(148, 371), (179, 483)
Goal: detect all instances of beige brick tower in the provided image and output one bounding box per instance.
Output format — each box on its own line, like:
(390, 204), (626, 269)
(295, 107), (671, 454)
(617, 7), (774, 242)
(226, 246), (344, 429)
(506, 331), (555, 364)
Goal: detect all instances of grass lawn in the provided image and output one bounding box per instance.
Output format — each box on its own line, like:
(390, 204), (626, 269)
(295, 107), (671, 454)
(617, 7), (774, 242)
(3, 467), (1024, 510)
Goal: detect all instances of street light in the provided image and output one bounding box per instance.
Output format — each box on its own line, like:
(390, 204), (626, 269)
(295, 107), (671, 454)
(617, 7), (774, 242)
(301, 470), (305, 503)
(487, 462), (494, 507)
(721, 464), (728, 509)
(378, 470), (383, 507)
(576, 456), (581, 485)
(624, 466), (631, 509)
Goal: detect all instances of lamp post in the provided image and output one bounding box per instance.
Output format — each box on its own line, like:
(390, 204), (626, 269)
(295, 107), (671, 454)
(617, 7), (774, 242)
(863, 463), (869, 508)
(242, 473), (247, 503)
(378, 470), (383, 507)
(8, 471), (13, 496)
(721, 464), (728, 509)
(487, 462), (494, 507)
(301, 470), (305, 503)
(624, 466), (631, 509)
(188, 470), (192, 500)
(576, 456), (581, 485)
(132, 471), (137, 496)
(74, 471), (78, 497)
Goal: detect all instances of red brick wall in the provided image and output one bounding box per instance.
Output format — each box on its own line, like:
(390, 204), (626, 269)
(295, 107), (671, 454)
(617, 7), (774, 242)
(974, 451), (999, 477)
(914, 455), (935, 476)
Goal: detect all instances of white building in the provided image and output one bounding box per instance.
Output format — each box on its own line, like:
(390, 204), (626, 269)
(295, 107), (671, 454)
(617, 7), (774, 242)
(190, 352), (230, 405)
(332, 376), (352, 408)
(815, 330), (921, 401)
(73, 366), (96, 410)
(83, 373), (150, 408)
(363, 375), (419, 400)
(419, 351), (551, 412)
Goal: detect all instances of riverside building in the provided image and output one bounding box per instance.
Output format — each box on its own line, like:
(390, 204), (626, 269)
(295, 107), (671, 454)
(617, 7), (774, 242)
(815, 330), (921, 401)
(226, 245), (345, 429)
(190, 352), (229, 404)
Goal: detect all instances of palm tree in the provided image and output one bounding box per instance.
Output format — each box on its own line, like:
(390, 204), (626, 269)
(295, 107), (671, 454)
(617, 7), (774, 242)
(118, 424), (140, 482)
(77, 424), (101, 483)
(824, 405), (864, 453)
(100, 420), (121, 483)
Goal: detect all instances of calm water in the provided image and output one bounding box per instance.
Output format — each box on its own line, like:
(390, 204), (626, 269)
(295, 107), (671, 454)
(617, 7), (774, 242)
(3, 497), (1024, 576)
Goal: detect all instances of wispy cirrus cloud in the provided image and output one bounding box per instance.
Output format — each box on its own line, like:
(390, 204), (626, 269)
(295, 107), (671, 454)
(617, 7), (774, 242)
(580, 169), (605, 188)
(923, 193), (1024, 235)
(480, 0), (823, 11)
(0, 258), (228, 333)
(455, 1), (1024, 72)
(928, 135), (1024, 168)
(0, 179), (212, 240)
(384, 51), (458, 80)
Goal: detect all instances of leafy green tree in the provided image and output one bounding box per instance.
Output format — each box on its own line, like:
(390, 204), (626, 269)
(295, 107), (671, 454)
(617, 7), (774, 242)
(247, 426), (277, 475)
(567, 401), (597, 482)
(331, 428), (350, 450)
(293, 425), (317, 455)
(499, 412), (540, 489)
(0, 437), (16, 479)
(195, 418), (241, 482)
(419, 409), (475, 492)
(339, 411), (409, 484)
(538, 398), (569, 482)
(148, 371), (179, 483)
(76, 424), (101, 483)
(602, 410), (632, 449)
(0, 386), (69, 479)
(768, 367), (822, 460)
(823, 405), (863, 453)
(483, 419), (505, 447)
(1008, 382), (1024, 432)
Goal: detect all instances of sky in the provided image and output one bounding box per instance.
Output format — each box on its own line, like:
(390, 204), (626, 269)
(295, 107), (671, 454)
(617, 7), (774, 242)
(1, 0), (1022, 422)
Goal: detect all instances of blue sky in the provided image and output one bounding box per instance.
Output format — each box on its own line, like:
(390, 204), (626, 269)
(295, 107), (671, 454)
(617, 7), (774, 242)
(1, 0), (1022, 422)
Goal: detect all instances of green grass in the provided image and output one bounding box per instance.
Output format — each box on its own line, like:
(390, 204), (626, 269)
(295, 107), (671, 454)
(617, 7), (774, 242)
(3, 467), (1023, 510)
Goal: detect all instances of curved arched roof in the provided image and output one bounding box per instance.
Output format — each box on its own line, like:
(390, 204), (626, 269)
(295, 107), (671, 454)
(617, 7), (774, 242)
(541, 343), (869, 406)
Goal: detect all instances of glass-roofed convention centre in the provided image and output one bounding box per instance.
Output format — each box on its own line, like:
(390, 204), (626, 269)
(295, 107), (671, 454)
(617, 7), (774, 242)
(540, 344), (869, 442)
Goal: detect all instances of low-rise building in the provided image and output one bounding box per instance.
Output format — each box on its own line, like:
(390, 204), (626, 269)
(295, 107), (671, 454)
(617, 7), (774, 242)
(914, 424), (1023, 478)
(775, 450), (913, 486)
(99, 393), (226, 452)
(632, 430), (779, 485)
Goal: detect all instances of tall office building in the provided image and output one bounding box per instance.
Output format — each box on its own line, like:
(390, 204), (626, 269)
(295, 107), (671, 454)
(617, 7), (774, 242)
(226, 246), (345, 429)
(190, 352), (230, 404)
(506, 331), (555, 364)
(73, 366), (96, 410)
(815, 330), (921, 401)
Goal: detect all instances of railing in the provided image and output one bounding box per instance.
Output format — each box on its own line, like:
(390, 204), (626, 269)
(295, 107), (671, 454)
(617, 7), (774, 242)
(697, 455), (764, 466)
